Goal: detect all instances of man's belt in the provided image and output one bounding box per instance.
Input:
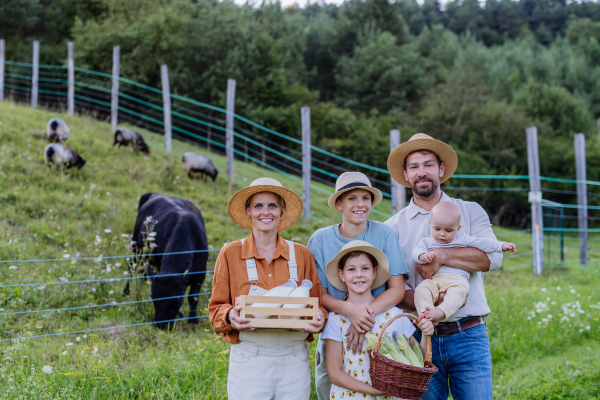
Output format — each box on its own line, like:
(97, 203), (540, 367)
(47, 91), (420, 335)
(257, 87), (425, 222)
(434, 316), (485, 337)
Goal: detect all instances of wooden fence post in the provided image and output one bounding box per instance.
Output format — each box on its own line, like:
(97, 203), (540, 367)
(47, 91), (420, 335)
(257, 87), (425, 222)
(111, 45), (120, 132)
(574, 133), (588, 266)
(526, 126), (544, 275)
(31, 40), (39, 109)
(390, 129), (405, 214)
(68, 42), (74, 115)
(0, 39), (4, 101)
(302, 106), (311, 219)
(160, 65), (172, 154)
(226, 79), (236, 182)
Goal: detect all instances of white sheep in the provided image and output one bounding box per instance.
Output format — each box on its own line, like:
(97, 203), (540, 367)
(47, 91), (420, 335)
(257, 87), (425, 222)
(44, 143), (86, 170)
(182, 152), (219, 181)
(113, 127), (150, 154)
(46, 118), (70, 142)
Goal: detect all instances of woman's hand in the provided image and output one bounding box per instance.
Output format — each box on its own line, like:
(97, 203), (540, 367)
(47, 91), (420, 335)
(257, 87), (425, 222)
(228, 305), (254, 331)
(303, 309), (325, 334)
(343, 303), (375, 333)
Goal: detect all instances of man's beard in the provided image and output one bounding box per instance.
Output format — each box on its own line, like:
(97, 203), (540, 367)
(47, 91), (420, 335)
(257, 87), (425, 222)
(411, 176), (439, 198)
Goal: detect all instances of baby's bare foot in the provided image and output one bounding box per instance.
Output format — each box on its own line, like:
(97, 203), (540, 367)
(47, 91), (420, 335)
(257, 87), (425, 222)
(428, 307), (446, 323)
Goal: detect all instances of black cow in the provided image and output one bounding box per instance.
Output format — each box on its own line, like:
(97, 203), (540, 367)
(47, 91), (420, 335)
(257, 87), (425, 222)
(130, 193), (208, 329)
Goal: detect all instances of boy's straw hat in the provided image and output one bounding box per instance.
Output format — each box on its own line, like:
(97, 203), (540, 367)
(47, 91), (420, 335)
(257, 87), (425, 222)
(387, 133), (458, 188)
(228, 177), (303, 232)
(327, 172), (383, 211)
(325, 240), (390, 292)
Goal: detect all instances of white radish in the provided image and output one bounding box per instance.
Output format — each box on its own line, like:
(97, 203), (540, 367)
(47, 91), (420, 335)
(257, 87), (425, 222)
(280, 280), (313, 319)
(248, 279), (297, 318)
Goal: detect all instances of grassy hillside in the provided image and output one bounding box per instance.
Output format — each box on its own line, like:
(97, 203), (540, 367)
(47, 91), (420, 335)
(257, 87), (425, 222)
(0, 102), (599, 399)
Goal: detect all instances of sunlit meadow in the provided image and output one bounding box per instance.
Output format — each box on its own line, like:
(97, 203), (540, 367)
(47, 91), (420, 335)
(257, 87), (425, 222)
(0, 102), (599, 399)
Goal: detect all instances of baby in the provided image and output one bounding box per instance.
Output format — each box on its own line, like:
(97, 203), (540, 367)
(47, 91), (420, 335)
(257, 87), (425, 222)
(412, 201), (516, 323)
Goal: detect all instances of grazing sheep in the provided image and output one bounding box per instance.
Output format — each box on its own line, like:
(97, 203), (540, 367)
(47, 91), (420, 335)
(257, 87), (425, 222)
(182, 152), (218, 181)
(46, 118), (70, 142)
(113, 127), (150, 154)
(44, 143), (86, 170)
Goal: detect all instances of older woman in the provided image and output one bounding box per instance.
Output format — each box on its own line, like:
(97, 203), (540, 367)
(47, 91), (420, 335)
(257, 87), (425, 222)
(209, 177), (327, 400)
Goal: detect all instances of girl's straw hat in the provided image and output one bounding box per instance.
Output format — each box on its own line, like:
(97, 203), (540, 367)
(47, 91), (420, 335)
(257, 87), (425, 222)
(325, 240), (390, 292)
(228, 177), (303, 232)
(387, 133), (458, 188)
(327, 172), (383, 211)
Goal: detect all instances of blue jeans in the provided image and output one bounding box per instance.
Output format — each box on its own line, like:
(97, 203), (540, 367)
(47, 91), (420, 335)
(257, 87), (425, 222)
(414, 323), (492, 400)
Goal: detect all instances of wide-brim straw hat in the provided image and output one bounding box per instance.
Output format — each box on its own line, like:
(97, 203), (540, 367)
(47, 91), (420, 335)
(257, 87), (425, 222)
(327, 172), (383, 211)
(325, 240), (390, 292)
(387, 133), (458, 188)
(228, 177), (303, 232)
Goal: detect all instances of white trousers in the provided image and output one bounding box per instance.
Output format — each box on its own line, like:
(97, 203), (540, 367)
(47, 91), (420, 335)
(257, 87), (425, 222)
(227, 330), (311, 400)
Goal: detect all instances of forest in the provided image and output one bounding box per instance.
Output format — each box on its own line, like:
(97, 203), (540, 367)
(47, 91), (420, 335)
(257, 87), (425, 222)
(4, 0), (600, 225)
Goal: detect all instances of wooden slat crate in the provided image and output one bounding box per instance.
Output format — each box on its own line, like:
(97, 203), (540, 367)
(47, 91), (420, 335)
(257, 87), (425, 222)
(235, 295), (319, 330)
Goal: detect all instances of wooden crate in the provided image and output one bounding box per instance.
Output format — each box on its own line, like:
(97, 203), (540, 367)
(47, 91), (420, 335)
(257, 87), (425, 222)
(235, 295), (319, 330)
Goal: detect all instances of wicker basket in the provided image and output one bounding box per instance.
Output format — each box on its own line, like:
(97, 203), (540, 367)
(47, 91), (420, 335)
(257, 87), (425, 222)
(368, 313), (438, 399)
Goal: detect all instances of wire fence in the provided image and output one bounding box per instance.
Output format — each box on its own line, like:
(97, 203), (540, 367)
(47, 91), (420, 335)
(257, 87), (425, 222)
(3, 57), (600, 344)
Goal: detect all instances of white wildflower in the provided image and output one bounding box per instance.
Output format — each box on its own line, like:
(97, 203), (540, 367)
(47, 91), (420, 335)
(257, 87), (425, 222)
(144, 216), (153, 223)
(115, 262), (122, 267)
(556, 286), (561, 291)
(93, 347), (99, 354)
(42, 365), (52, 374)
(571, 289), (576, 294)
(104, 229), (112, 233)
(150, 243), (158, 249)
(95, 235), (102, 243)
(8, 266), (18, 270)
(541, 288), (546, 292)
(59, 277), (68, 282)
(63, 254), (70, 259)
(83, 335), (87, 338)
(62, 351), (67, 355)
(66, 342), (73, 346)
(109, 290), (114, 295)
(76, 337), (81, 342)
(148, 232), (157, 237)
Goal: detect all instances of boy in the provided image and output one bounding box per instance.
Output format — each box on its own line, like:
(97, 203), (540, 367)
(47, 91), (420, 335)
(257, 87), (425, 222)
(413, 201), (516, 323)
(308, 172), (408, 400)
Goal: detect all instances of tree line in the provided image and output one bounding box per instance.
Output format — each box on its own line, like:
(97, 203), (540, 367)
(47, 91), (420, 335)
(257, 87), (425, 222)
(4, 0), (600, 225)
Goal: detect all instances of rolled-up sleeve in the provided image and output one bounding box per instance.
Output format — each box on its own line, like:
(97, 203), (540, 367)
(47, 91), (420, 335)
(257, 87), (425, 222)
(208, 248), (235, 336)
(469, 203), (503, 272)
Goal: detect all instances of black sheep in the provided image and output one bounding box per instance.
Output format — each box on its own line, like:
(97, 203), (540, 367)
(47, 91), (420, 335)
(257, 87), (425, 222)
(130, 193), (208, 329)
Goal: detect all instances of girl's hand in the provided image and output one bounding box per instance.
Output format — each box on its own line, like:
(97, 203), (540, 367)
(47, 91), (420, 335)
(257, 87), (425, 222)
(228, 305), (254, 331)
(344, 324), (366, 355)
(303, 309), (325, 334)
(417, 312), (435, 336)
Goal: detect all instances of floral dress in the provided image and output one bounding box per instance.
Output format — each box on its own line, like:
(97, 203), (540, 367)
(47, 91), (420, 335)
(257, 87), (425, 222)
(323, 307), (414, 400)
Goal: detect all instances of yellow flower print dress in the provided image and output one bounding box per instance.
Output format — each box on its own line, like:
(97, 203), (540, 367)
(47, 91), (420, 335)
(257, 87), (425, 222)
(322, 307), (415, 400)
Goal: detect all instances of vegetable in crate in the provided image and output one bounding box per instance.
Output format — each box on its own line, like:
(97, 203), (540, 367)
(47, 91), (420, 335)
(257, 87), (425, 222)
(280, 280), (313, 319)
(248, 279), (297, 318)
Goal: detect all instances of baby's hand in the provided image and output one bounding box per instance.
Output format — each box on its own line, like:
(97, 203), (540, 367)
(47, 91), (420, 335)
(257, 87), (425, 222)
(418, 311), (435, 336)
(502, 242), (517, 255)
(419, 251), (437, 263)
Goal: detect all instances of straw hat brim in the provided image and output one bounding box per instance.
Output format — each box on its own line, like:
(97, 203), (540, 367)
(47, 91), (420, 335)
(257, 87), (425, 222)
(325, 244), (390, 293)
(228, 185), (303, 232)
(387, 138), (458, 188)
(327, 186), (383, 211)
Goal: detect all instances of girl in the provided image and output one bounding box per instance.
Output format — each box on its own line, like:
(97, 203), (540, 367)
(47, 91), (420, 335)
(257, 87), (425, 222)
(322, 240), (434, 399)
(208, 177), (327, 400)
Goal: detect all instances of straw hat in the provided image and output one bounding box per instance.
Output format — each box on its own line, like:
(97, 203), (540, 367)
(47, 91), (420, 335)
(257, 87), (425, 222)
(387, 133), (458, 188)
(327, 172), (383, 211)
(325, 240), (390, 292)
(228, 178), (303, 232)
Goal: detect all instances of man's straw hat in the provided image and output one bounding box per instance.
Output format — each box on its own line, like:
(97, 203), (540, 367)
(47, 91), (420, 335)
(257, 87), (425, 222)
(325, 240), (390, 292)
(387, 133), (458, 188)
(228, 177), (303, 232)
(327, 172), (383, 211)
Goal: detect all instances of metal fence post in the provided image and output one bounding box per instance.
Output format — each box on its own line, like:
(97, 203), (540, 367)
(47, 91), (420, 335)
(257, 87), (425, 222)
(226, 79), (236, 182)
(68, 42), (74, 115)
(160, 65), (172, 154)
(31, 40), (39, 109)
(111, 45), (120, 132)
(574, 133), (588, 266)
(526, 126), (544, 275)
(0, 39), (4, 101)
(302, 106), (311, 219)
(390, 129), (405, 214)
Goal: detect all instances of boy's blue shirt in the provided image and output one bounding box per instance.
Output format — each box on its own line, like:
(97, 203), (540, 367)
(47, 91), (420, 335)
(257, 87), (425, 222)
(307, 220), (408, 301)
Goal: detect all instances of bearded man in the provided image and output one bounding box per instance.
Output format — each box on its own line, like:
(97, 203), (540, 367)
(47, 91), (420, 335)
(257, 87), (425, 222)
(384, 134), (502, 400)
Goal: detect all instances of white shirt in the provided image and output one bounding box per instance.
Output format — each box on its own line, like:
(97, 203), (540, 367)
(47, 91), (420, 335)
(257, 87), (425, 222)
(385, 192), (503, 322)
(412, 232), (505, 280)
(321, 306), (416, 344)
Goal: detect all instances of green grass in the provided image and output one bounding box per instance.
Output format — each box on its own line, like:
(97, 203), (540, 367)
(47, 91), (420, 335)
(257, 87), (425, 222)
(0, 102), (599, 399)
